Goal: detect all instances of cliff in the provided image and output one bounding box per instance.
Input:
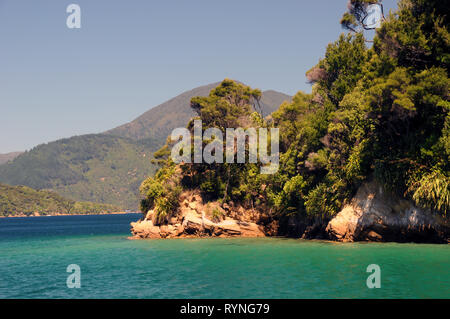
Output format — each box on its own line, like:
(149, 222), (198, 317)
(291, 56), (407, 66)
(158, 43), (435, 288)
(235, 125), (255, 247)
(131, 181), (449, 243)
(130, 192), (268, 239)
(326, 180), (450, 243)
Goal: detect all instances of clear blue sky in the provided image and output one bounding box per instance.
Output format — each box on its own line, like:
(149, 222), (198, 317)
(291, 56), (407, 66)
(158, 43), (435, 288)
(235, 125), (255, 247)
(0, 0), (397, 153)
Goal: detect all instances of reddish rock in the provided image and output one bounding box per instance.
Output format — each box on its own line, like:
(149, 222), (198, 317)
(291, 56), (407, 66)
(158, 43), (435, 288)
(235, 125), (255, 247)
(130, 220), (161, 239)
(130, 191), (267, 239)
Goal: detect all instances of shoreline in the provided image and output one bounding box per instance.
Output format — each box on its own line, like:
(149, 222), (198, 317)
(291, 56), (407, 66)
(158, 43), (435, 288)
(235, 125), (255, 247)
(127, 233), (450, 244)
(130, 184), (450, 244)
(0, 211), (140, 218)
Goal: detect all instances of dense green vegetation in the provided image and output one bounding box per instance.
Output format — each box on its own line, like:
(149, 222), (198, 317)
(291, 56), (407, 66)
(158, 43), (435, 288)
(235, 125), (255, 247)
(0, 183), (120, 217)
(0, 135), (157, 209)
(140, 0), (449, 225)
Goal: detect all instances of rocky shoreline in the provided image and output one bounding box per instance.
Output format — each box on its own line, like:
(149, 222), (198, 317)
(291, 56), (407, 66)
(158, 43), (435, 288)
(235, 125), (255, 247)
(325, 181), (449, 243)
(130, 181), (450, 243)
(130, 193), (267, 239)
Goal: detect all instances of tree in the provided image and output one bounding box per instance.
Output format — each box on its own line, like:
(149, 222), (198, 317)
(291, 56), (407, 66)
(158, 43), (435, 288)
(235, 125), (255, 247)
(138, 0), (450, 225)
(62, 200), (76, 214)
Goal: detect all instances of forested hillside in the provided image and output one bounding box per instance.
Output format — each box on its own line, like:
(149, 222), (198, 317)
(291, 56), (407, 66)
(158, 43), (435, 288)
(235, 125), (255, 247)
(0, 135), (157, 209)
(139, 0), (449, 227)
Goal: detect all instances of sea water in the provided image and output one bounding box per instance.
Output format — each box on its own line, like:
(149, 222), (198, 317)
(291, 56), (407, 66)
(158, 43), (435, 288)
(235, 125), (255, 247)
(0, 214), (448, 299)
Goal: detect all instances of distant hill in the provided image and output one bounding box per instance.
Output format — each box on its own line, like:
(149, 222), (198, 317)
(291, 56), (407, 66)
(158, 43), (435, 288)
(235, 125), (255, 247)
(106, 82), (291, 150)
(0, 182), (120, 217)
(0, 135), (157, 209)
(0, 152), (23, 165)
(0, 81), (290, 210)
(259, 90), (293, 116)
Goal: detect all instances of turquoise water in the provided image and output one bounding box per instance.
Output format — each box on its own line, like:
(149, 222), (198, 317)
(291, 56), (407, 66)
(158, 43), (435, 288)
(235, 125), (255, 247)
(0, 214), (449, 299)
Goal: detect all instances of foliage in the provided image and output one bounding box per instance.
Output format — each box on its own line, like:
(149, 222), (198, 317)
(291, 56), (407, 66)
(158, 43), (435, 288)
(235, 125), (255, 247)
(139, 0), (449, 222)
(0, 134), (158, 209)
(307, 33), (367, 105)
(0, 183), (120, 217)
(204, 204), (226, 223)
(408, 169), (450, 217)
(139, 160), (182, 224)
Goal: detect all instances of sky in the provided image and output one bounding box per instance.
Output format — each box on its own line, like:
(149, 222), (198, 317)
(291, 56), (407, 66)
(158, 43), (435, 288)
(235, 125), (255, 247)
(0, 0), (398, 153)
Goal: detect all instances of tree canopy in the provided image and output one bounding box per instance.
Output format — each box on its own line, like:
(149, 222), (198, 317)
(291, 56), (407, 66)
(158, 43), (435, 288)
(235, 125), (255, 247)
(140, 0), (449, 224)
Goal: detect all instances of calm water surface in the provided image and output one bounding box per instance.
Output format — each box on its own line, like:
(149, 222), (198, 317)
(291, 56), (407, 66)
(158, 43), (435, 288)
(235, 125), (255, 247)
(0, 214), (448, 299)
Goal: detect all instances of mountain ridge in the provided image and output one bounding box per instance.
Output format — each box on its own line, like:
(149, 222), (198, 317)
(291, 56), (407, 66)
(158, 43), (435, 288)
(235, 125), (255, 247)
(0, 81), (291, 209)
(106, 81), (291, 151)
(0, 152), (23, 165)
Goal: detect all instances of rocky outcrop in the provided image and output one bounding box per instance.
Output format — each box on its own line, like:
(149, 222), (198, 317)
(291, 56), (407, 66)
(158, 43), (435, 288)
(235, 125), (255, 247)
(326, 180), (449, 243)
(130, 192), (266, 239)
(131, 181), (449, 243)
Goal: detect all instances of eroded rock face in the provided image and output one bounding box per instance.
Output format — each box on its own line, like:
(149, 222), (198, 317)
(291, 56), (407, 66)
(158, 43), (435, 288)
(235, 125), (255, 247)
(131, 181), (449, 243)
(130, 220), (161, 239)
(130, 192), (266, 239)
(326, 180), (449, 243)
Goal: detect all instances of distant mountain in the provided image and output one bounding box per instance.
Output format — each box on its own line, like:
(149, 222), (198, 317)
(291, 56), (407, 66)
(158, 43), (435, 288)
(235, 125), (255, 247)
(106, 82), (291, 151)
(0, 135), (157, 209)
(0, 81), (290, 210)
(259, 90), (293, 116)
(0, 152), (23, 165)
(0, 182), (120, 217)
